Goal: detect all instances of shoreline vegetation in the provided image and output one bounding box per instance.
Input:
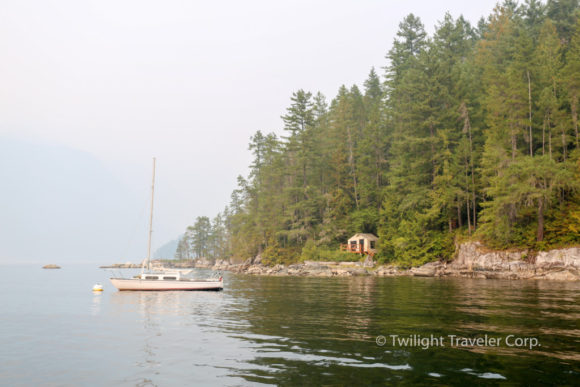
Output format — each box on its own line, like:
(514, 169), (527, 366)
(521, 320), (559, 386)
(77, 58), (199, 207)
(172, 2), (580, 271)
(209, 242), (580, 281)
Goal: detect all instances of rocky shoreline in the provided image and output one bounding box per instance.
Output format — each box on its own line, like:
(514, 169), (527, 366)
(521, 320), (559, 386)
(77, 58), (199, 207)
(99, 263), (142, 269)
(206, 242), (580, 281)
(99, 260), (197, 269)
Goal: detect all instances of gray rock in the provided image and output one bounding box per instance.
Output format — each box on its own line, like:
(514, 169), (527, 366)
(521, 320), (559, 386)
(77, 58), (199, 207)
(363, 255), (375, 267)
(339, 261), (362, 267)
(214, 244), (580, 281)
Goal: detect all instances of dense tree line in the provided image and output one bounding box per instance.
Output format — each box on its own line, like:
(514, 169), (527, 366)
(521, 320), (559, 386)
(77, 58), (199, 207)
(179, 0), (580, 266)
(175, 214), (228, 260)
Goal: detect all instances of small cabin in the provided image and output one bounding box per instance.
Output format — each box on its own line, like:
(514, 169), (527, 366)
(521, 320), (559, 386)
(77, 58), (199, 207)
(341, 233), (378, 256)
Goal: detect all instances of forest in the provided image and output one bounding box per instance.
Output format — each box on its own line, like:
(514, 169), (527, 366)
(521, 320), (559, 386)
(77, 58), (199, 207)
(176, 0), (580, 267)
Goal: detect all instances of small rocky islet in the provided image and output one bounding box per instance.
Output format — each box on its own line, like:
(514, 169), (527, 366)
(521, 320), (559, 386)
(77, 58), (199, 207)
(42, 264), (61, 269)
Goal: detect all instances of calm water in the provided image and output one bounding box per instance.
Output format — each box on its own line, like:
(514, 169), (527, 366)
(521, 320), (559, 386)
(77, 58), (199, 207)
(1, 264), (579, 386)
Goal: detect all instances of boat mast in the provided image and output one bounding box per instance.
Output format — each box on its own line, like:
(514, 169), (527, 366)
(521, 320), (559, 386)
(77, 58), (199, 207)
(146, 157), (156, 272)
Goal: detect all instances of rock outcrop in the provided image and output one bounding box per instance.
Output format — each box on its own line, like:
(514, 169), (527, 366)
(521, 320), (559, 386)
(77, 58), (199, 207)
(193, 257), (213, 268)
(99, 263), (141, 269)
(42, 264), (61, 269)
(445, 242), (580, 281)
(209, 242), (580, 281)
(214, 259), (372, 277)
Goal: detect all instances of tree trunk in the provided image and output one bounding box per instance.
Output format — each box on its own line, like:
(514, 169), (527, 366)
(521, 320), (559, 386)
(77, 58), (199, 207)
(511, 122), (517, 160)
(511, 134), (517, 160)
(542, 120), (546, 156)
(346, 125), (359, 209)
(549, 127), (552, 160)
(429, 123), (436, 178)
(472, 191), (477, 230)
(537, 199), (544, 242)
(465, 103), (477, 229)
(457, 205), (463, 228)
(465, 162), (471, 235)
(375, 129), (382, 190)
(572, 94), (579, 148)
(547, 115), (552, 160)
(562, 128), (567, 161)
(469, 133), (476, 230)
(527, 70), (533, 156)
(466, 196), (471, 235)
(550, 81), (556, 160)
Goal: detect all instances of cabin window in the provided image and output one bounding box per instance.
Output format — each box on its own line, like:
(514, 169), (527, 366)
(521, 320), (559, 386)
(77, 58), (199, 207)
(370, 241), (375, 249)
(145, 276), (159, 280)
(350, 240), (357, 245)
(163, 276), (176, 280)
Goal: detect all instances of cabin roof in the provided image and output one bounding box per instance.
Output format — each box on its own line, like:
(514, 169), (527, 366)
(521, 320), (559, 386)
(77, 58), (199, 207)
(348, 233), (378, 241)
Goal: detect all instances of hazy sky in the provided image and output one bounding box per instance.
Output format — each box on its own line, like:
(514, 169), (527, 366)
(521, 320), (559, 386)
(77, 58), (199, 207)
(0, 0), (500, 263)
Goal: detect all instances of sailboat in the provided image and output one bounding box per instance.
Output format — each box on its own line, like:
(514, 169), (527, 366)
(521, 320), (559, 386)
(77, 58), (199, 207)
(109, 158), (223, 291)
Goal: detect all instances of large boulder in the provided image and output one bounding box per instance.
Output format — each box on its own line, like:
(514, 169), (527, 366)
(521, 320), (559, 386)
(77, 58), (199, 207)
(363, 255), (375, 268)
(535, 248), (580, 269)
(447, 242), (580, 280)
(410, 262), (445, 277)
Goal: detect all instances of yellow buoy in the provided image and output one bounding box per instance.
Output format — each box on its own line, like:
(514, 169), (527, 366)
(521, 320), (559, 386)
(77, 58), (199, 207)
(92, 283), (103, 292)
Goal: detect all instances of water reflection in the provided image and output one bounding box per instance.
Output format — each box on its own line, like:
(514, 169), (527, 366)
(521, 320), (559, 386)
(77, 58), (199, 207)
(86, 273), (580, 385)
(90, 292), (102, 316)
(221, 275), (580, 385)
(105, 277), (262, 385)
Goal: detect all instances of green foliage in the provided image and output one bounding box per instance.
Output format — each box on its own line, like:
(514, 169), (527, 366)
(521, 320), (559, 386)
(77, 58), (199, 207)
(378, 217), (455, 267)
(175, 211), (231, 261)
(261, 243), (300, 266)
(478, 155), (580, 248)
(544, 199), (580, 245)
(299, 239), (320, 261)
(348, 208), (379, 235)
(300, 240), (362, 263)
(178, 3), (580, 268)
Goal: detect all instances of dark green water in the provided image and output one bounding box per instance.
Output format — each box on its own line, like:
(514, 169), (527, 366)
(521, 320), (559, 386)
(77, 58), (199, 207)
(1, 265), (579, 385)
(228, 274), (580, 386)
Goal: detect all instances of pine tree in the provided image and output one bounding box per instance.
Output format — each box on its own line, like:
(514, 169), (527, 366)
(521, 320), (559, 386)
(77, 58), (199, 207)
(562, 18), (580, 148)
(480, 155), (578, 244)
(547, 0), (580, 43)
(358, 67), (386, 210)
(536, 19), (566, 160)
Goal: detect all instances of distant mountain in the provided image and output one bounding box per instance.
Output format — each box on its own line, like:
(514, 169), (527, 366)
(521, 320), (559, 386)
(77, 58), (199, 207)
(154, 235), (181, 259)
(0, 136), (146, 263)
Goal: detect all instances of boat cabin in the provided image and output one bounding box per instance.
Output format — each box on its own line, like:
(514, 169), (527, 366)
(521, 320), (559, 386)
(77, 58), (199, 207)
(340, 233), (378, 256)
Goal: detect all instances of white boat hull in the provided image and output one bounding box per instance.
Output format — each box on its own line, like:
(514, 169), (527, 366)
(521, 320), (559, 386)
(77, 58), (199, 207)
(110, 278), (223, 291)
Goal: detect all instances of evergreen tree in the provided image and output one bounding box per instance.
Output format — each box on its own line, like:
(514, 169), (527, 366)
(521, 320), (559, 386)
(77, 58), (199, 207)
(536, 19), (566, 159)
(562, 18), (580, 147)
(479, 155), (578, 244)
(547, 0), (580, 42)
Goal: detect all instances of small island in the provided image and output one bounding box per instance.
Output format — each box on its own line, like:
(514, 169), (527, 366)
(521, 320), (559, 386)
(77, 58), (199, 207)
(42, 264), (61, 269)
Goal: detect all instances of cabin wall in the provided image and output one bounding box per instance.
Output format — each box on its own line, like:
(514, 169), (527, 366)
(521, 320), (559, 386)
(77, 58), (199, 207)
(347, 237), (377, 253)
